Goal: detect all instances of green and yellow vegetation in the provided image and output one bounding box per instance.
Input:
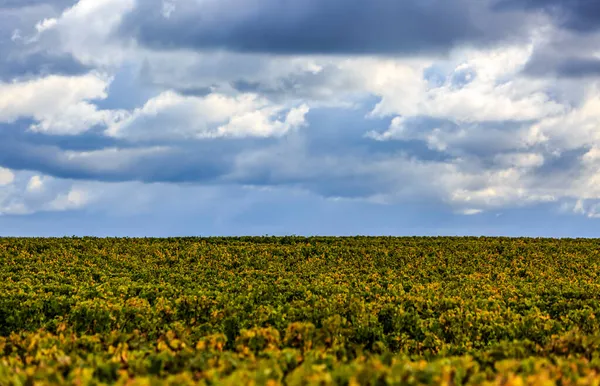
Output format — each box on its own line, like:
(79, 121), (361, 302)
(2, 236), (600, 385)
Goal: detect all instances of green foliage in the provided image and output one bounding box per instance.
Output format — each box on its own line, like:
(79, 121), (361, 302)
(2, 236), (600, 384)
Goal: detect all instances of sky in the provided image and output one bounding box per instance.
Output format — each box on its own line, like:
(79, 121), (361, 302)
(1, 0), (600, 237)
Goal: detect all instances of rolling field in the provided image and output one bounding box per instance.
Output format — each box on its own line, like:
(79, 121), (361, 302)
(2, 237), (600, 385)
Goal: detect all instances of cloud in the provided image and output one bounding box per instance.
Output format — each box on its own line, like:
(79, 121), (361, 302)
(0, 168), (93, 215)
(0, 73), (126, 134)
(0, 2), (90, 81)
(0, 51), (90, 81)
(494, 152), (545, 168)
(526, 56), (600, 78)
(366, 116), (529, 156)
(47, 188), (89, 211)
(459, 208), (483, 215)
(106, 91), (309, 140)
(120, 0), (534, 56)
(562, 199), (600, 219)
(526, 87), (600, 152)
(26, 175), (44, 192)
(356, 42), (600, 214)
(29, 0), (368, 106)
(0, 0), (77, 10)
(506, 24), (600, 79)
(364, 44), (566, 122)
(495, 0), (600, 33)
(0, 168), (15, 186)
(31, 0), (136, 67)
(3, 0), (600, 225)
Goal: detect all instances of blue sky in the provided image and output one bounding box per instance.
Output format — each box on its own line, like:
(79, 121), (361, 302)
(1, 0), (600, 236)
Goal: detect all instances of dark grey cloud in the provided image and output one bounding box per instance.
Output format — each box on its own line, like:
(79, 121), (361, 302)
(0, 120), (118, 151)
(301, 107), (450, 163)
(524, 55), (600, 78)
(0, 135), (389, 199)
(0, 51), (90, 80)
(0, 2), (89, 80)
(121, 0), (530, 55)
(0, 131), (236, 184)
(0, 140), (233, 184)
(0, 0), (76, 10)
(0, 107), (446, 200)
(513, 23), (600, 79)
(495, 0), (600, 33)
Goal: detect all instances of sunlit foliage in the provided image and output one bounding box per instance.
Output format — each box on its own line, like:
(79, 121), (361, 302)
(2, 237), (600, 384)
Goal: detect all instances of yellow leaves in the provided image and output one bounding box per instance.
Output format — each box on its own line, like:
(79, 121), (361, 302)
(57, 355), (72, 367)
(110, 343), (129, 364)
(283, 322), (315, 352)
(236, 327), (281, 356)
(26, 335), (39, 353)
(70, 367), (95, 385)
(56, 322), (67, 333)
(503, 374), (526, 386)
(6, 237), (600, 384)
(168, 338), (184, 351)
(210, 310), (224, 319)
(196, 333), (227, 352)
(157, 341), (170, 352)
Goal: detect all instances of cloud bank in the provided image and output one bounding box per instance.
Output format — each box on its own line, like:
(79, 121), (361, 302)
(1, 0), (600, 232)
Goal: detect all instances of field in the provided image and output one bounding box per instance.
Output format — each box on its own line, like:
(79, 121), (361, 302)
(2, 237), (600, 385)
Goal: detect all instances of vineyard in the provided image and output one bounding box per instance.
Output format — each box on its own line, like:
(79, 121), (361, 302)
(2, 237), (600, 385)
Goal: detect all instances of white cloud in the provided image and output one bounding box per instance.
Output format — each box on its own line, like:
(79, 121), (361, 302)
(215, 104), (309, 138)
(35, 17), (57, 32)
(0, 170), (98, 216)
(459, 208), (483, 215)
(441, 164), (553, 208)
(562, 199), (600, 219)
(0, 168), (15, 186)
(494, 153), (545, 169)
(0, 168), (233, 217)
(11, 29), (22, 42)
(567, 149), (600, 201)
(573, 199), (586, 215)
(321, 44), (564, 124)
(354, 41), (600, 215)
(39, 0), (136, 66)
(0, 73), (125, 135)
(26, 175), (44, 193)
(48, 188), (90, 211)
(363, 43), (567, 127)
(107, 91), (309, 140)
(527, 87), (600, 152)
(162, 0), (176, 18)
